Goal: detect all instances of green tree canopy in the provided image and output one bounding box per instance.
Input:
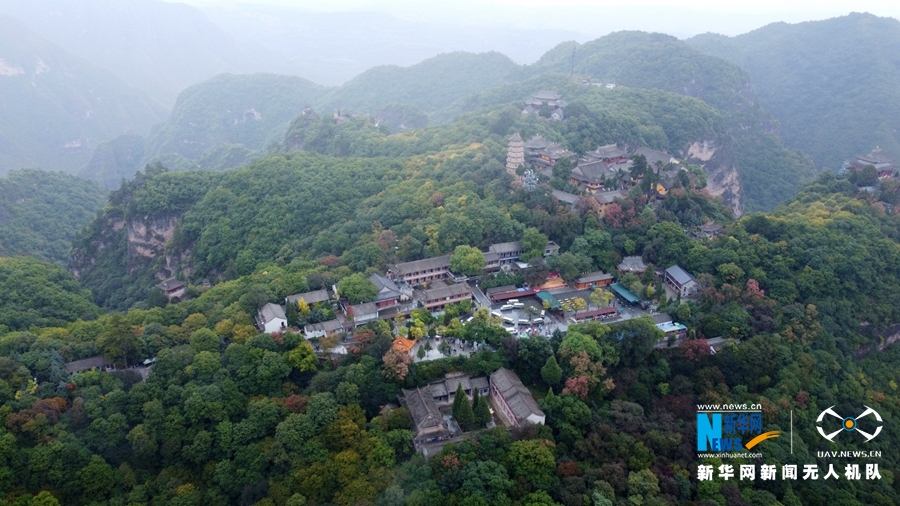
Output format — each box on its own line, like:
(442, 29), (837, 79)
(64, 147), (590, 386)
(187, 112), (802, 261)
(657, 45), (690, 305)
(338, 273), (377, 304)
(450, 245), (487, 276)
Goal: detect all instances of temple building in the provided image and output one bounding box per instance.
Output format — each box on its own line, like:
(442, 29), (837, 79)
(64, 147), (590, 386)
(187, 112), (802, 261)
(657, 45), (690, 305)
(849, 147), (897, 179)
(506, 132), (525, 175)
(524, 135), (575, 171)
(522, 90), (567, 121)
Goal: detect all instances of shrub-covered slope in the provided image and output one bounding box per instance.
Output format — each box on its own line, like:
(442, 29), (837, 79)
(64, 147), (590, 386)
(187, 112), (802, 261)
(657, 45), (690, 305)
(0, 170), (107, 264)
(689, 12), (900, 172)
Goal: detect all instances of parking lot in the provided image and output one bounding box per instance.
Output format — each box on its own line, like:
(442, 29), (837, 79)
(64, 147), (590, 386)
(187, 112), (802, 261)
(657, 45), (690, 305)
(474, 286), (658, 338)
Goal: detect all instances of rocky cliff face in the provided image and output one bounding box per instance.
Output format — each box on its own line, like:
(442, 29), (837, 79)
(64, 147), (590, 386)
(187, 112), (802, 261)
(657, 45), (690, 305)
(125, 213), (182, 276)
(70, 209), (192, 309)
(685, 139), (744, 216)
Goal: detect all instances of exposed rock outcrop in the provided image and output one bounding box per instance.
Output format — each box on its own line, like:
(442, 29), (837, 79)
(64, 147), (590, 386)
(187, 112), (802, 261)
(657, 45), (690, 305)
(125, 213), (182, 277)
(683, 138), (744, 217)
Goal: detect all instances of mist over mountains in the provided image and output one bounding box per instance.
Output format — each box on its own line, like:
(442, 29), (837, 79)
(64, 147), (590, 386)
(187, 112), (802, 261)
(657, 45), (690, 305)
(1, 1), (900, 212)
(0, 14), (167, 174)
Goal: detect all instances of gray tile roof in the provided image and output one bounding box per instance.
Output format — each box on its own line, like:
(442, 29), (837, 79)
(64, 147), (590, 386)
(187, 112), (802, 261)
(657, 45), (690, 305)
(857, 147), (893, 164)
(402, 387), (445, 431)
(304, 319), (344, 334)
(445, 375), (471, 394)
(552, 190), (580, 205)
(286, 289), (331, 305)
(258, 303), (286, 323)
(488, 241), (522, 254)
(64, 356), (112, 373)
(525, 135), (551, 150)
(572, 160), (613, 183)
(534, 90), (561, 101)
(591, 143), (629, 159)
(594, 189), (625, 205)
(490, 367), (544, 423)
(576, 271), (614, 284)
(618, 256), (647, 272)
(485, 285), (518, 296)
(652, 313), (673, 325)
(349, 302), (378, 317)
(633, 147), (677, 167)
(665, 265), (696, 285)
(470, 376), (489, 391)
(369, 273), (401, 302)
(429, 382), (448, 398)
(419, 283), (472, 301)
(157, 277), (184, 291)
(388, 255), (451, 276)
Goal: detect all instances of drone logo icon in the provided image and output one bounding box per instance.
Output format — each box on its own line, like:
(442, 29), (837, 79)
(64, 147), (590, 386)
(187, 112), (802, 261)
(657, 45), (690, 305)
(816, 406), (882, 442)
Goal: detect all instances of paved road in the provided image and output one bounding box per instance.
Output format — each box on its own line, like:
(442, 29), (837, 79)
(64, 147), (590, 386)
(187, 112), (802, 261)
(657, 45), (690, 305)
(472, 286), (492, 308)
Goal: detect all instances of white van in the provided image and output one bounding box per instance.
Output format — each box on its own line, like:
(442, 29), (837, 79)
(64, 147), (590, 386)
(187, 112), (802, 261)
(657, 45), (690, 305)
(518, 319), (529, 326)
(503, 316), (516, 324)
(508, 299), (519, 304)
(500, 304), (514, 311)
(491, 310), (503, 318)
(532, 317), (544, 324)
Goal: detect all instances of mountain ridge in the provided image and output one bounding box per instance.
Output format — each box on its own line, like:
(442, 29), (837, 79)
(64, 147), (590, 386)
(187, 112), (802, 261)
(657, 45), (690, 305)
(687, 12), (900, 171)
(0, 14), (167, 175)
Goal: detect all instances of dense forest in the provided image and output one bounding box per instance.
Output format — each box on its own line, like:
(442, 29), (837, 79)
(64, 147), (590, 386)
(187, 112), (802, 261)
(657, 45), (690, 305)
(0, 170), (108, 264)
(689, 13), (900, 172)
(72, 87), (732, 311)
(2, 162), (900, 504)
(4, 9), (900, 506)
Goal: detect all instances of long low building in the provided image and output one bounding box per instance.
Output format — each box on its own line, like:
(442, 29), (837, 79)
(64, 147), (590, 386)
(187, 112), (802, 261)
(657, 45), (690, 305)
(610, 282), (641, 305)
(303, 319), (347, 339)
(489, 367), (545, 427)
(416, 282), (473, 312)
(387, 255), (451, 286)
(286, 289), (331, 306)
(486, 285), (537, 303)
(573, 306), (619, 322)
(573, 271), (614, 289)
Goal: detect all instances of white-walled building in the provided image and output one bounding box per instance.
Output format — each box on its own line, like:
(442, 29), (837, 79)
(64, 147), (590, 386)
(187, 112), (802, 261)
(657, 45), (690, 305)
(257, 303), (287, 334)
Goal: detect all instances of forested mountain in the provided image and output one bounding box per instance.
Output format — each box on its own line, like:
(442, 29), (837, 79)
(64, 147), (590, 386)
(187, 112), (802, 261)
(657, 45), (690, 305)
(145, 73), (326, 161)
(523, 31), (814, 212)
(82, 74), (328, 188)
(319, 52), (520, 118)
(0, 170), (107, 264)
(0, 14), (167, 175)
(688, 13), (900, 172)
(0, 0), (279, 107)
(70, 90), (742, 310)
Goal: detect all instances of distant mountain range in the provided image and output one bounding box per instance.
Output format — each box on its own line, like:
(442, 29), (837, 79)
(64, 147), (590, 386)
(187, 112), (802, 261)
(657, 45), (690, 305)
(0, 14), (166, 175)
(0, 0), (275, 107)
(688, 12), (900, 171)
(3, 3), (900, 212)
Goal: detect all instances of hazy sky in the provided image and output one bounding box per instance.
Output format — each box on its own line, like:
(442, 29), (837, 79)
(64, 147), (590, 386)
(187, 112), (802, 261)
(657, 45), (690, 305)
(180, 0), (900, 38)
